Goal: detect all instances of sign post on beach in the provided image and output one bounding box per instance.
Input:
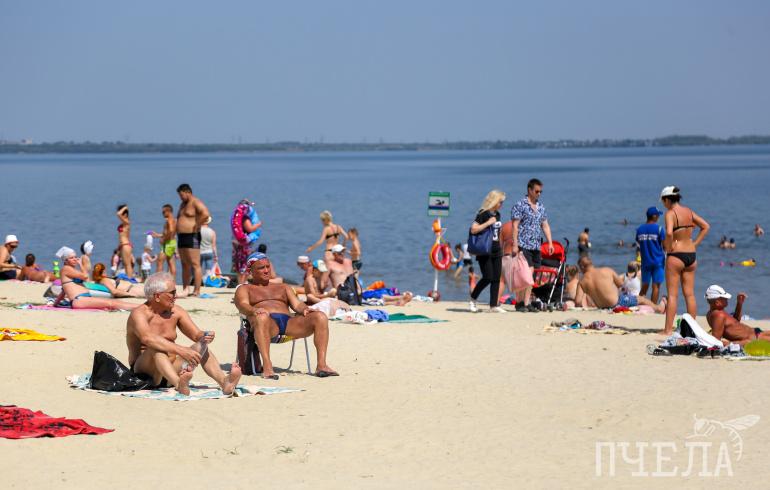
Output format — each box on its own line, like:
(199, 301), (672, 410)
(428, 191), (450, 217)
(428, 192), (450, 300)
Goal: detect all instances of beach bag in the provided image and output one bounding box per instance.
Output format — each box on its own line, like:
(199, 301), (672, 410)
(337, 274), (362, 305)
(467, 227), (492, 255)
(510, 253), (534, 289)
(236, 318), (262, 375)
(90, 351), (150, 392)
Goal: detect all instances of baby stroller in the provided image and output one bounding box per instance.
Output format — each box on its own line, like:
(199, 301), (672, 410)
(531, 238), (569, 310)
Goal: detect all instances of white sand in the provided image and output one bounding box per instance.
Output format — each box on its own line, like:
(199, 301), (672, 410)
(2, 280), (770, 488)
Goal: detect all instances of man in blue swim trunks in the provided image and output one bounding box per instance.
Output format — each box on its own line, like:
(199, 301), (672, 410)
(234, 253), (338, 380)
(636, 207), (666, 303)
(575, 257), (666, 312)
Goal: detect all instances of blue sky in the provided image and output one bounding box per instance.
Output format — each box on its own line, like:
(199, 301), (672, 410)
(2, 0), (769, 143)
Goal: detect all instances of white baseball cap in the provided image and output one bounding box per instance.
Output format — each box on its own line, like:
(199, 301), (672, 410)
(330, 244), (345, 253)
(660, 186), (680, 199)
(705, 285), (731, 300)
(297, 255), (310, 263)
(4, 235), (18, 244)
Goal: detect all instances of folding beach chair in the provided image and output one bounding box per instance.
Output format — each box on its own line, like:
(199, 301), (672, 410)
(237, 316), (313, 375)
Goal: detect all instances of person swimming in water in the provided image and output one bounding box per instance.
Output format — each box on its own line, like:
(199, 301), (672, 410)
(660, 186), (710, 336)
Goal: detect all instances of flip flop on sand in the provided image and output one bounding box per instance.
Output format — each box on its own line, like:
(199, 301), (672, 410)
(316, 370), (339, 378)
(262, 374), (279, 380)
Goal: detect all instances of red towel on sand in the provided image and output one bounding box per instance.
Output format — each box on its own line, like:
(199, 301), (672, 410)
(0, 405), (113, 439)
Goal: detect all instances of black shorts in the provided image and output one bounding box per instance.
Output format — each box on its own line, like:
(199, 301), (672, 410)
(520, 248), (542, 269)
(177, 232), (202, 249)
(352, 260), (363, 271)
(462, 259), (472, 266)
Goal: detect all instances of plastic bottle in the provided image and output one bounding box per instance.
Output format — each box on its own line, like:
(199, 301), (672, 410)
(181, 331), (210, 371)
(52, 261), (60, 278)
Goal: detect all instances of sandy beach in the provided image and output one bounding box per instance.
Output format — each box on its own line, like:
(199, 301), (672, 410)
(2, 279), (770, 488)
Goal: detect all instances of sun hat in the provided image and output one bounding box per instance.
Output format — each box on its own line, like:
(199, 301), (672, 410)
(705, 285), (731, 300)
(4, 235), (18, 244)
(330, 244), (345, 253)
(646, 207), (662, 218)
(297, 255), (310, 263)
(245, 252), (268, 269)
(660, 186), (680, 199)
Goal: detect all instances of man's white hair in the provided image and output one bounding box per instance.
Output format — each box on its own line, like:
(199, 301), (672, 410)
(144, 272), (175, 300)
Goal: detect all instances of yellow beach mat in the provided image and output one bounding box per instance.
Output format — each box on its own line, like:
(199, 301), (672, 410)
(0, 328), (66, 341)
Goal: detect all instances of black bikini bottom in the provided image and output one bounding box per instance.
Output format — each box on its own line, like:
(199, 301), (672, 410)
(668, 252), (696, 268)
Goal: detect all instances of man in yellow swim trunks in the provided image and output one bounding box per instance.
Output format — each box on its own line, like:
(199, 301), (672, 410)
(152, 204), (177, 277)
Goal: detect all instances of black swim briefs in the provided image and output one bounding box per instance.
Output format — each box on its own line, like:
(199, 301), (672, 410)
(177, 232), (202, 249)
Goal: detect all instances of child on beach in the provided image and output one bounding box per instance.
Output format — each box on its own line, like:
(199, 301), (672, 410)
(620, 261), (641, 297)
(141, 247), (156, 282)
(348, 227), (362, 271)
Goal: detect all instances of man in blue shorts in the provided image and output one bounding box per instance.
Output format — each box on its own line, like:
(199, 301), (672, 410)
(636, 207), (666, 303)
(234, 253), (338, 380)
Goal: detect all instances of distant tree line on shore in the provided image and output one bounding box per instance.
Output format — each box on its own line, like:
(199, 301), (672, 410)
(1, 134), (770, 154)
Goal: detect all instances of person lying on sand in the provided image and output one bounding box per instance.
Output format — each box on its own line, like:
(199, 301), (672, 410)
(234, 252), (338, 380)
(705, 285), (769, 346)
(575, 256), (665, 312)
(55, 247), (140, 311)
(127, 272), (241, 396)
(92, 263), (146, 298)
(18, 254), (56, 283)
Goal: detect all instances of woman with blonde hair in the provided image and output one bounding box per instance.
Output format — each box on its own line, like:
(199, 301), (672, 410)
(306, 210), (348, 263)
(469, 190), (506, 313)
(660, 186), (709, 335)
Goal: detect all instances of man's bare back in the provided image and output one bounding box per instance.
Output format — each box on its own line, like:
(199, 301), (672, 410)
(578, 266), (621, 308)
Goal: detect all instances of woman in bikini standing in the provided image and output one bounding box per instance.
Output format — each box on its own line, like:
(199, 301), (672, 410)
(116, 204), (134, 278)
(660, 186), (709, 335)
(306, 210), (348, 264)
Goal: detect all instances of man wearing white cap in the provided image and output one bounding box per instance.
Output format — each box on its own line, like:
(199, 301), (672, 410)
(706, 285), (767, 345)
(327, 244), (355, 289)
(296, 255), (337, 304)
(0, 235), (21, 280)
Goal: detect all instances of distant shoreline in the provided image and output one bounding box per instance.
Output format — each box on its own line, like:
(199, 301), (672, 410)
(2, 135), (770, 154)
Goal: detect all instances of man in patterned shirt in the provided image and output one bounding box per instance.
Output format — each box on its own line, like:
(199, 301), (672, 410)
(511, 178), (554, 311)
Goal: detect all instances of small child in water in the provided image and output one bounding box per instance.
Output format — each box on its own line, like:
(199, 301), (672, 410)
(348, 228), (362, 271)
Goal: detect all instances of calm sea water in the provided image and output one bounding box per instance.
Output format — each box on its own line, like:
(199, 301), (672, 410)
(1, 146), (769, 318)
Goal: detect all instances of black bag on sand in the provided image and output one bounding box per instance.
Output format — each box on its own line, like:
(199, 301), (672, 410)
(337, 274), (362, 306)
(236, 318), (262, 375)
(90, 350), (151, 391)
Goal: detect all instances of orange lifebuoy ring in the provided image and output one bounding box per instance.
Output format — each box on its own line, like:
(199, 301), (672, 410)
(430, 242), (452, 271)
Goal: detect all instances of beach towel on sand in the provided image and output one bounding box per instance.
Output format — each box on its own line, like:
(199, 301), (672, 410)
(0, 405), (112, 439)
(0, 328), (65, 341)
(387, 313), (446, 324)
(67, 374), (302, 401)
(17, 304), (114, 313)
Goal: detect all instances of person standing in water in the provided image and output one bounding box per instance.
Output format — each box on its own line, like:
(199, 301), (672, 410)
(307, 210), (348, 265)
(176, 184), (210, 296)
(348, 227), (362, 271)
(660, 186), (710, 336)
(116, 204), (134, 278)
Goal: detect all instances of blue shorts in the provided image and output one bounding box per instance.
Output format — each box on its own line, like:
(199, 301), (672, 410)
(269, 313), (290, 343)
(616, 293), (638, 308)
(641, 263), (664, 285)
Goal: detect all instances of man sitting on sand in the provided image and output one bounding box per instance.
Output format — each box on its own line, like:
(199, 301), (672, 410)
(234, 252), (338, 379)
(575, 256), (666, 312)
(327, 244), (356, 288)
(297, 255), (336, 304)
(705, 285), (769, 346)
(0, 235), (21, 280)
(127, 272), (241, 395)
